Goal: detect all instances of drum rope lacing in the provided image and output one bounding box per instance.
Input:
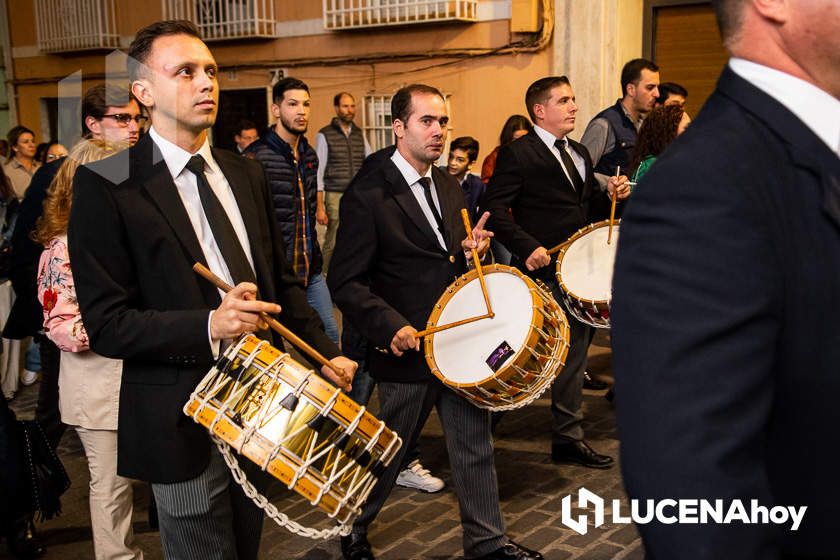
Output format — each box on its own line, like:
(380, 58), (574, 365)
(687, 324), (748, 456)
(455, 281), (570, 412)
(185, 337), (403, 540)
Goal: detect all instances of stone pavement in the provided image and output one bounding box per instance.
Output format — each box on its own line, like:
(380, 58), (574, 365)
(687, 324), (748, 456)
(6, 332), (645, 560)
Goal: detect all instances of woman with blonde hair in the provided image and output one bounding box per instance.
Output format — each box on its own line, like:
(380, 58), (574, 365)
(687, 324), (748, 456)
(35, 138), (143, 560)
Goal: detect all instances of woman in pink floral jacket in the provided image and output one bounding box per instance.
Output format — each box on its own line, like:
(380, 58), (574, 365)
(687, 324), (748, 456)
(36, 139), (143, 560)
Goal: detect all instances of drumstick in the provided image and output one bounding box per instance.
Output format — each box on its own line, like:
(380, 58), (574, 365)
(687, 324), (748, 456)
(546, 238), (573, 257)
(413, 312), (494, 339)
(192, 263), (349, 384)
(461, 209), (494, 318)
(607, 166), (619, 244)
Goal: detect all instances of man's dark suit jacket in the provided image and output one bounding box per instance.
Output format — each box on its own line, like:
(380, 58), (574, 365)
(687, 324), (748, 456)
(612, 66), (840, 558)
(328, 159), (467, 383)
(68, 134), (339, 483)
(480, 131), (608, 283)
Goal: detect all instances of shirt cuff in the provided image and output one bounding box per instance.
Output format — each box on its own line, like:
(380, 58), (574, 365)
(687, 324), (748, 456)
(207, 310), (221, 359)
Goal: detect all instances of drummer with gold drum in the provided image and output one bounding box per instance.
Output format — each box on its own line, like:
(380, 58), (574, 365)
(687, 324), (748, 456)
(480, 75), (631, 468)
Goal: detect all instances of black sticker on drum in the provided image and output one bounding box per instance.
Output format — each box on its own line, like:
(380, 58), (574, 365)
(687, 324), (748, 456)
(486, 341), (515, 372)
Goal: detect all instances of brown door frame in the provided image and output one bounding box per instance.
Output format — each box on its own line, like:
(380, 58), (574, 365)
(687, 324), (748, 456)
(643, 0), (712, 60)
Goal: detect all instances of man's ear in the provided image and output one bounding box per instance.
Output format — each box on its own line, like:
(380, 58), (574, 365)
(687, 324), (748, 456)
(131, 80), (154, 110)
(393, 118), (405, 139)
(751, 0), (789, 25)
(270, 103), (281, 119)
(85, 116), (101, 137)
(532, 103), (545, 121)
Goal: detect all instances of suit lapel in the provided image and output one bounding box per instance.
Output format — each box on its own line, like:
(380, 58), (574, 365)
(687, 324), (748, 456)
(718, 67), (840, 229)
(525, 132), (578, 196)
(384, 160), (447, 253)
(136, 136), (207, 269)
(568, 138), (592, 203)
(432, 166), (462, 254)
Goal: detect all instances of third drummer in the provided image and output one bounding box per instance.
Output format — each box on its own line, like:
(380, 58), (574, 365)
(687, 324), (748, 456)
(480, 75), (630, 468)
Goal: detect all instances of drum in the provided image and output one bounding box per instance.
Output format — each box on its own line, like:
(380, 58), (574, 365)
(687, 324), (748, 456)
(555, 220), (619, 329)
(424, 264), (570, 410)
(183, 334), (402, 535)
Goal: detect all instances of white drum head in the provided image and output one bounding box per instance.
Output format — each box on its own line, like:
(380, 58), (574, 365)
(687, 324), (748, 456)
(431, 271), (533, 385)
(559, 225), (619, 301)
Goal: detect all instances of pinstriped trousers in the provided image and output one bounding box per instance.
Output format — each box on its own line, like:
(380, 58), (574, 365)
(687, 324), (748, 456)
(151, 447), (265, 559)
(353, 380), (508, 558)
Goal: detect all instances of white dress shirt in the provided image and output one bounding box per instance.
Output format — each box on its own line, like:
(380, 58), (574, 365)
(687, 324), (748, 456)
(729, 58), (840, 155)
(533, 124), (587, 189)
(148, 127), (254, 354)
(390, 148), (447, 250)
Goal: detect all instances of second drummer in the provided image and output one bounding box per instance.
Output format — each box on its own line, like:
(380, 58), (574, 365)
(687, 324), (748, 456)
(481, 75), (630, 468)
(329, 83), (543, 560)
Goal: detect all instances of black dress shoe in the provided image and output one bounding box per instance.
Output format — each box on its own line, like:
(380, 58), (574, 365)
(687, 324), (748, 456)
(475, 540), (543, 559)
(583, 371), (608, 390)
(340, 533), (375, 560)
(551, 440), (614, 469)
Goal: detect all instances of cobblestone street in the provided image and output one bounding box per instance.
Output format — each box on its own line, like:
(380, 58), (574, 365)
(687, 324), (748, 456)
(7, 333), (644, 559)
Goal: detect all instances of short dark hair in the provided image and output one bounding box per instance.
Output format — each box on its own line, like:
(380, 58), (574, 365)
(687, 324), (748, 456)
(449, 136), (479, 163)
(81, 83), (137, 135)
(6, 125), (34, 162)
(657, 82), (688, 105)
(524, 76), (570, 122)
(711, 0), (747, 44)
(235, 119), (257, 135)
(390, 84), (445, 124)
(333, 92), (354, 106)
(621, 58), (659, 97)
(273, 77), (309, 104)
(128, 20), (201, 81)
(499, 114), (532, 145)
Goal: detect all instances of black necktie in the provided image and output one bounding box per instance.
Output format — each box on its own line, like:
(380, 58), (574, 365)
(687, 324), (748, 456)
(554, 138), (584, 192)
(418, 177), (445, 235)
(185, 155), (256, 285)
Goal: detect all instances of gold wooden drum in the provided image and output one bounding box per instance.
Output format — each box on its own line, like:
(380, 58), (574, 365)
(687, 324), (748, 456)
(555, 220), (619, 329)
(424, 264), (570, 410)
(183, 334), (402, 531)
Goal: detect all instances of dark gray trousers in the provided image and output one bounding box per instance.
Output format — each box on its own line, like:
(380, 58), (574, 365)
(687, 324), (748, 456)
(352, 380), (507, 558)
(549, 279), (594, 444)
(151, 446), (264, 559)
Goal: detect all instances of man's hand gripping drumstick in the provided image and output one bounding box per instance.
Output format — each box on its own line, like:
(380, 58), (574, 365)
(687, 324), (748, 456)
(410, 211), (495, 341)
(195, 263), (355, 390)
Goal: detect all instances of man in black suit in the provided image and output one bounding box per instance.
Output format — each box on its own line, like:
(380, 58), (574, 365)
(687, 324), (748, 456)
(329, 84), (542, 560)
(481, 76), (630, 467)
(67, 20), (355, 559)
(612, 0), (840, 558)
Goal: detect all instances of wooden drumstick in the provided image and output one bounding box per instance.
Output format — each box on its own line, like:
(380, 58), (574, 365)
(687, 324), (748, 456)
(546, 238), (573, 257)
(192, 263), (349, 384)
(413, 312), (493, 339)
(607, 166), (619, 245)
(461, 209), (494, 318)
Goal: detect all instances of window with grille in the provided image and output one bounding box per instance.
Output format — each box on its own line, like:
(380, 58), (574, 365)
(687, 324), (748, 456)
(162, 0), (275, 40)
(324, 0), (478, 31)
(35, 0), (120, 53)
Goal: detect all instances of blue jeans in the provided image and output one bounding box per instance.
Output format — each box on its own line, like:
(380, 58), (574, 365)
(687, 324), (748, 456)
(25, 338), (41, 372)
(306, 273), (339, 344)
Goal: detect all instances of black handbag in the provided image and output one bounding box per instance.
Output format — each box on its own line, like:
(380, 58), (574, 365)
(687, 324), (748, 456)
(17, 419), (70, 521)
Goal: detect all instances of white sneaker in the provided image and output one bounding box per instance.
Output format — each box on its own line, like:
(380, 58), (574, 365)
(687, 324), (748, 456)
(20, 369), (39, 386)
(395, 460), (445, 493)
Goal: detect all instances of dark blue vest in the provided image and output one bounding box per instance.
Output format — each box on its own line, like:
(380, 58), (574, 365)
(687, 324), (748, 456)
(593, 100), (637, 176)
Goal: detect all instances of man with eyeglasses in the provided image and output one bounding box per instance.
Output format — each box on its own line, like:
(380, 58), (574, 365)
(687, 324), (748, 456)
(82, 83), (147, 146)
